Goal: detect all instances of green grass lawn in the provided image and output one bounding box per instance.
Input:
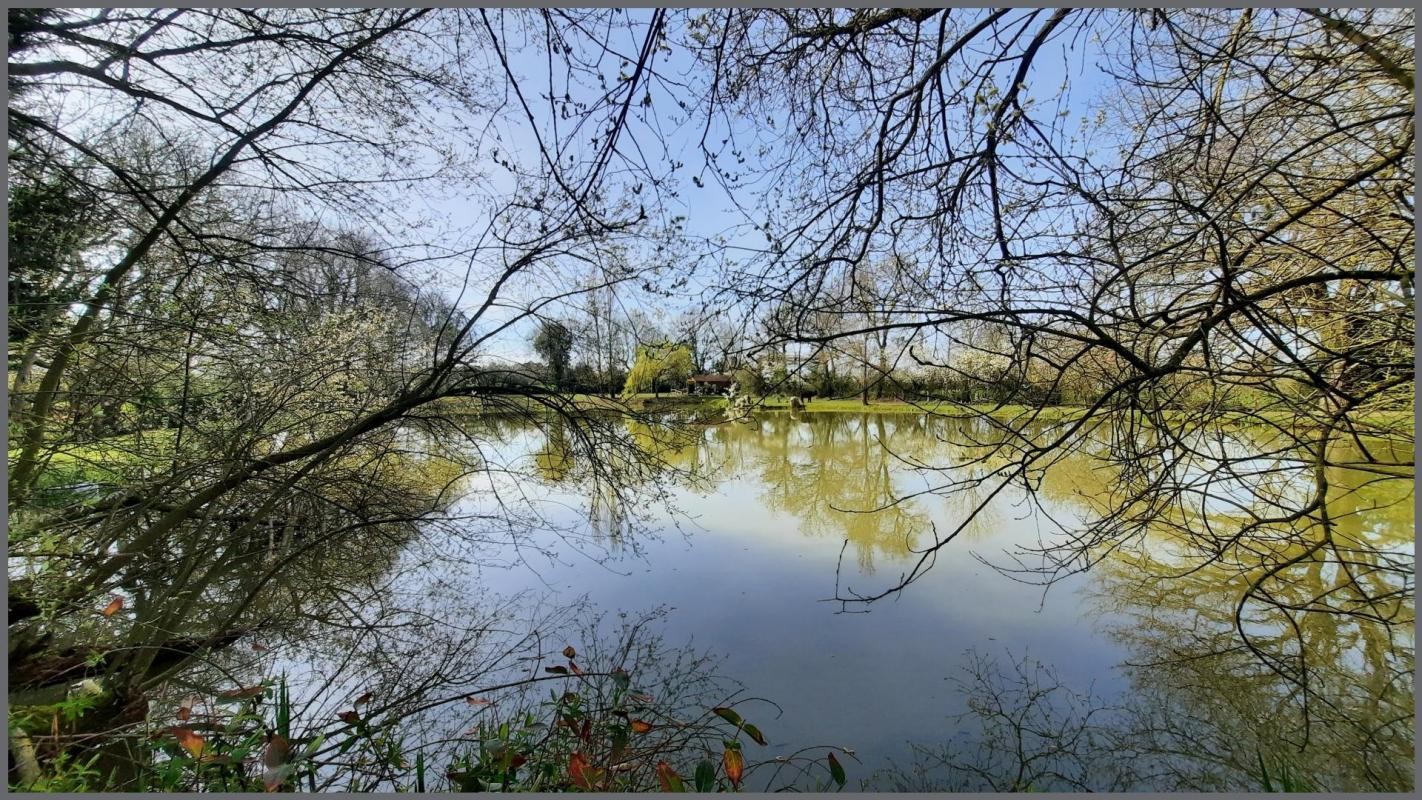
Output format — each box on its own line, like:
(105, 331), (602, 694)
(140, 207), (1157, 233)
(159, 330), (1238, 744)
(747, 396), (1413, 431)
(8, 428), (178, 504)
(750, 395), (1080, 418)
(436, 390), (1412, 431)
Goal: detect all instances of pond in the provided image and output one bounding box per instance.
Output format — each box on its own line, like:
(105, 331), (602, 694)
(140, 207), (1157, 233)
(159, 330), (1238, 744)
(412, 410), (1414, 791)
(9, 407), (1410, 791)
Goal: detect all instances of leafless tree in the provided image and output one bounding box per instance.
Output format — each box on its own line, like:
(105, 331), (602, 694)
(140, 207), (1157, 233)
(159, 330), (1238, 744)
(7, 10), (703, 781)
(680, 6), (1414, 730)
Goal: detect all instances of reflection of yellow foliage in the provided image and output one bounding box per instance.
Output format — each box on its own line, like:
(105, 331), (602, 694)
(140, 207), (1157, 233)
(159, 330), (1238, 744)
(1072, 434), (1414, 791)
(1087, 534), (1413, 790)
(331, 443), (470, 511)
(738, 414), (932, 573)
(535, 428), (576, 483)
(659, 413), (1013, 572)
(501, 411), (1414, 787)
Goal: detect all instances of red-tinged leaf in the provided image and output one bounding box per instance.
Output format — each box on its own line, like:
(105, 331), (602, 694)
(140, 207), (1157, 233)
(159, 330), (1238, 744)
(251, 642), (269, 653)
(629, 692), (653, 703)
(353, 692), (373, 706)
(262, 734), (293, 793)
(578, 718), (592, 742)
(562, 645), (577, 659)
(723, 747), (745, 788)
(464, 696), (492, 706)
(656, 761), (685, 792)
(568, 751), (597, 790)
(101, 596), (123, 617)
(827, 751), (846, 788)
(171, 727), (206, 759)
(337, 710), (361, 725)
(629, 719), (653, 734)
(262, 734), (291, 769)
(544, 665), (569, 675)
(217, 685), (264, 701)
(569, 660), (584, 676)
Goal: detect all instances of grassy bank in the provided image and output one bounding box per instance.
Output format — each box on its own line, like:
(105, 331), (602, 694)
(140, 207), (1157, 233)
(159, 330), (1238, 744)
(434, 393), (729, 416)
(749, 396), (1413, 432)
(750, 396), (1083, 420)
(434, 392), (1412, 431)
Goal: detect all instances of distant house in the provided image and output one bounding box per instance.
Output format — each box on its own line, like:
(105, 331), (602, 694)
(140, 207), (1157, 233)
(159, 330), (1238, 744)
(687, 373), (734, 394)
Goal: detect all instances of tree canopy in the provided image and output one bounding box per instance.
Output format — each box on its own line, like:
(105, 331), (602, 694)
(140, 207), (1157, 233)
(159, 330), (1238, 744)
(532, 320), (574, 389)
(6, 7), (1413, 793)
(623, 342), (695, 396)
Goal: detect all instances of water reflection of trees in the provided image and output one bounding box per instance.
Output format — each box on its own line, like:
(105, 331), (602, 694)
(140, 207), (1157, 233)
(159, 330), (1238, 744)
(878, 625), (1410, 792)
(467, 412), (1413, 790)
(522, 412), (967, 574)
(739, 414), (930, 574)
(519, 413), (1039, 576)
(656, 413), (1000, 575)
(1084, 487), (1413, 790)
(879, 441), (1413, 792)
(7, 404), (709, 788)
(1087, 438), (1411, 757)
(920, 418), (1414, 748)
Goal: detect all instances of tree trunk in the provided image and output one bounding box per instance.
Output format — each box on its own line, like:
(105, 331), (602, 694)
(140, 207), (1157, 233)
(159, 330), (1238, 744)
(8, 341), (45, 418)
(861, 339), (870, 405)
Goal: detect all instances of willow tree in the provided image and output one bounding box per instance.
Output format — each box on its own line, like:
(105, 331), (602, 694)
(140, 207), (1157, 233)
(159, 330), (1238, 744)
(623, 342), (695, 397)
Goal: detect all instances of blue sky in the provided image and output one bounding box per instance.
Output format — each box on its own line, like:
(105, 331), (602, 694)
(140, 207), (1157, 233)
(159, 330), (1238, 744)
(377, 9), (1123, 364)
(22, 9), (1131, 366)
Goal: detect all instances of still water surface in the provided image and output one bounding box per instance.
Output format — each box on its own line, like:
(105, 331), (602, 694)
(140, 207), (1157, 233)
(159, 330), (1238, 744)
(436, 411), (1413, 789)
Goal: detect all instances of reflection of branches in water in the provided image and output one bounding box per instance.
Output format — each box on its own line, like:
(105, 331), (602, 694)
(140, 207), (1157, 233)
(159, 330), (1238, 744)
(771, 415), (930, 574)
(1086, 539), (1414, 791)
(878, 592), (1412, 792)
(820, 412), (1413, 740)
(141, 599), (742, 791)
(731, 413), (982, 574)
(870, 645), (1407, 793)
(872, 649), (1136, 792)
(464, 410), (968, 578)
(440, 409), (708, 574)
(1054, 433), (1416, 753)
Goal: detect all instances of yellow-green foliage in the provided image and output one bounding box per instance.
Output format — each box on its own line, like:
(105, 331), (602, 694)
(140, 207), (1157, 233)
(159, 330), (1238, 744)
(622, 343), (694, 396)
(8, 429), (178, 506)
